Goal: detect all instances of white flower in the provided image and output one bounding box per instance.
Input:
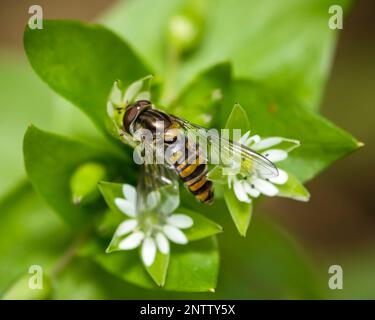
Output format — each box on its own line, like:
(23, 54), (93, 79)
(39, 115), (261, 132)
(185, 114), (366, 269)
(227, 131), (299, 203)
(109, 184), (193, 267)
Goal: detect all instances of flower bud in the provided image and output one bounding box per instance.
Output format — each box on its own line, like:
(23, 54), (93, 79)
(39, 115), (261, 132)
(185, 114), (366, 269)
(168, 0), (205, 55)
(168, 14), (199, 52)
(70, 162), (106, 205)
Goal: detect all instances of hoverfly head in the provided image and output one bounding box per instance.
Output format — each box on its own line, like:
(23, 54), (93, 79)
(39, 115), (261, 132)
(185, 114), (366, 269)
(123, 100), (152, 134)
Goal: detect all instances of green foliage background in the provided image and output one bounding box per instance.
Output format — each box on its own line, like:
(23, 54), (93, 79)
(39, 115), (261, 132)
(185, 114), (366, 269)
(1, 0), (371, 299)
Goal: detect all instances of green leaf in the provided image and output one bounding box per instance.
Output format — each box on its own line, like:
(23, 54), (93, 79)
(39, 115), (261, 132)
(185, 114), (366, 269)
(225, 102), (250, 134)
(178, 209), (223, 241)
(223, 186), (252, 236)
(145, 251), (169, 287)
(277, 172), (310, 202)
(223, 80), (360, 182)
(207, 166), (226, 184)
(23, 126), (131, 228)
(171, 62), (231, 126)
(24, 20), (150, 133)
(92, 236), (219, 292)
(92, 246), (155, 289)
(165, 237), (219, 292)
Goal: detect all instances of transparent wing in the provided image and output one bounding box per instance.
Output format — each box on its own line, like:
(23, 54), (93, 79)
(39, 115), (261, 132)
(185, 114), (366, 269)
(169, 115), (278, 179)
(136, 163), (180, 216)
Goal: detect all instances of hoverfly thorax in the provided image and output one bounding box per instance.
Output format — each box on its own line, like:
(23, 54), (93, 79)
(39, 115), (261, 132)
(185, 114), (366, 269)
(124, 100), (174, 137)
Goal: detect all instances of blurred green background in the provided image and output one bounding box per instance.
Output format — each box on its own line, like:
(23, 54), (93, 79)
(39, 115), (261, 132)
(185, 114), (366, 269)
(0, 0), (374, 299)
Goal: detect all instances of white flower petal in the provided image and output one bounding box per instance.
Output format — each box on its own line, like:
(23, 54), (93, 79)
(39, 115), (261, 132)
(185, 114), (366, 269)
(155, 232), (170, 254)
(246, 134), (261, 146)
(233, 179), (251, 203)
(262, 149), (287, 162)
(223, 161), (240, 176)
(135, 91), (150, 101)
(118, 231), (144, 250)
(243, 181), (260, 198)
(252, 137), (282, 151)
(159, 193), (180, 215)
(122, 184), (137, 204)
(269, 169), (288, 185)
(163, 225), (188, 244)
(115, 198), (136, 217)
(141, 237), (156, 266)
(107, 102), (115, 118)
(115, 219), (138, 236)
(167, 214), (193, 229)
(147, 191), (160, 209)
(159, 182), (180, 215)
(108, 81), (122, 104)
(239, 131), (251, 145)
(253, 178), (279, 196)
(124, 80), (142, 103)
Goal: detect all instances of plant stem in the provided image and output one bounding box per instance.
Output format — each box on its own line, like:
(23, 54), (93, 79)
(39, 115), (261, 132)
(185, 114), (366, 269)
(50, 226), (92, 278)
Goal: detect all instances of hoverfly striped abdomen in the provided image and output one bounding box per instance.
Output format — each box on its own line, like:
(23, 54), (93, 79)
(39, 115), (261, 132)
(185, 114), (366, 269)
(165, 126), (214, 204)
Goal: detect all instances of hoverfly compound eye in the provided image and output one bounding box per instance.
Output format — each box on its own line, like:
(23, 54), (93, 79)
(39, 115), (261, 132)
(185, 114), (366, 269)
(123, 106), (138, 134)
(123, 101), (152, 134)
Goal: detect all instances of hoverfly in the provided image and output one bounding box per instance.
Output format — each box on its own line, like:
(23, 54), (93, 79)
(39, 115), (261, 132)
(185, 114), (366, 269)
(117, 99), (278, 205)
